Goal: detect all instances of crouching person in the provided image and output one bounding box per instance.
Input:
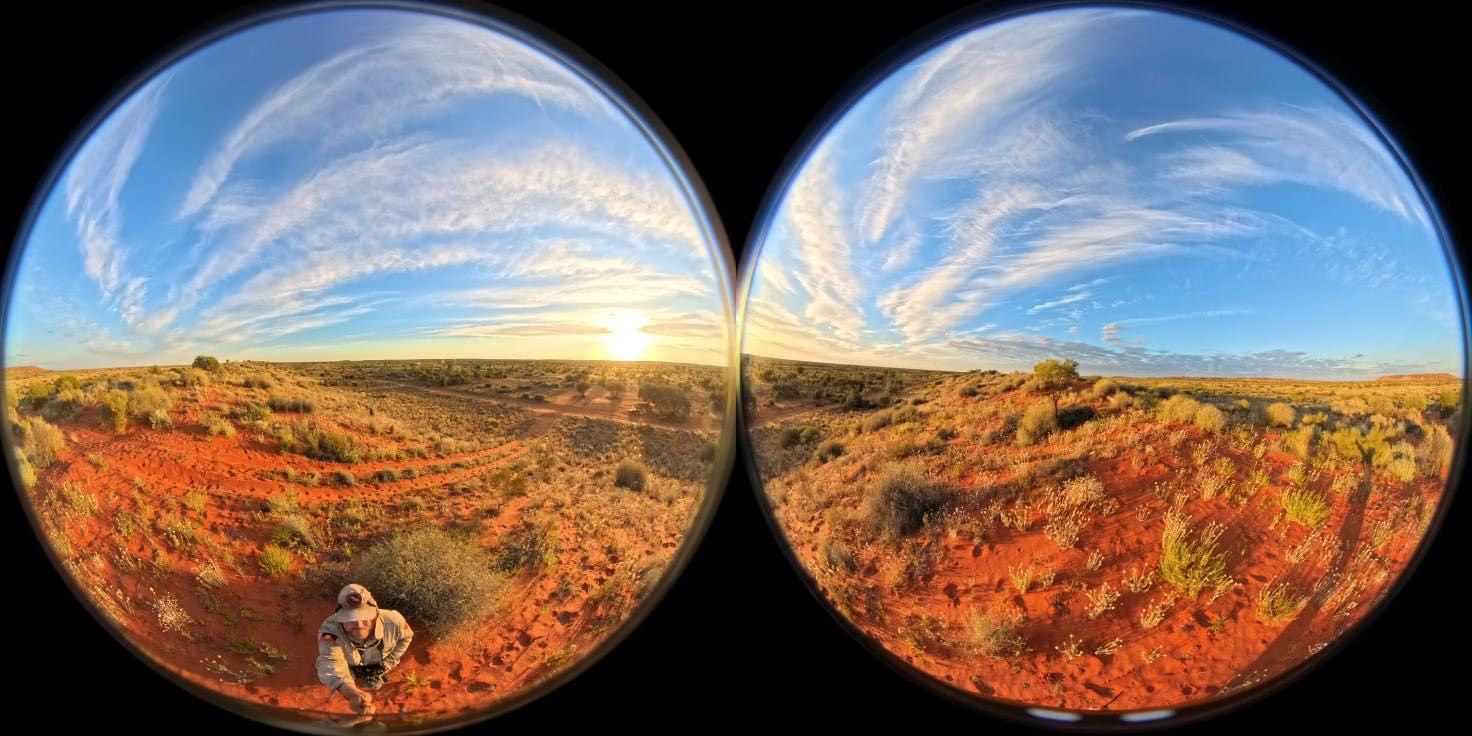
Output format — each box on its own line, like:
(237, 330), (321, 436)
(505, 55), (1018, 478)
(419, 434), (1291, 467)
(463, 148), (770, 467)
(316, 583), (414, 714)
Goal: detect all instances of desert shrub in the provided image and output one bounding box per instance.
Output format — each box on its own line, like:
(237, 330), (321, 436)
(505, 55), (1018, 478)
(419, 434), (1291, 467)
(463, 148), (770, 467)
(241, 374), (273, 389)
(184, 492), (208, 514)
(1419, 424), (1454, 476)
(192, 355), (222, 373)
(1057, 404), (1096, 430)
(236, 402), (271, 423)
(1256, 580), (1308, 624)
(258, 544), (295, 576)
(101, 390), (129, 433)
(815, 440), (845, 463)
(270, 514), (318, 549)
(1284, 425), (1316, 459)
(335, 470), (357, 486)
(968, 607), (1026, 658)
(1386, 442), (1417, 483)
(1264, 402), (1296, 428)
(1092, 378), (1118, 397)
(638, 383), (691, 421)
(1193, 404), (1228, 433)
(1159, 510), (1230, 598)
(14, 453), (37, 488)
(40, 388), (85, 421)
(265, 490), (300, 516)
(614, 460), (647, 490)
(1280, 486), (1330, 527)
(491, 519), (559, 576)
(374, 468), (400, 483)
(202, 413), (235, 437)
(1439, 390), (1461, 415)
(24, 416), (65, 469)
(1015, 400), (1057, 446)
(863, 464), (951, 542)
(297, 424), (361, 463)
(267, 394), (316, 413)
(351, 527), (505, 638)
(26, 382), (53, 406)
(1328, 425), (1394, 467)
(780, 427), (804, 449)
(1109, 392), (1140, 409)
(800, 426), (822, 444)
(861, 411), (893, 433)
(1158, 395), (1203, 424)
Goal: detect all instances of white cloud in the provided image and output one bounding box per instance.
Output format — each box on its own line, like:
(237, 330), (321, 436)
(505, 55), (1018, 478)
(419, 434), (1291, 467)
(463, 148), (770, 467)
(854, 9), (1113, 242)
(784, 145), (867, 341)
(1101, 309), (1254, 347)
(1027, 291), (1091, 315)
(1127, 106), (1429, 228)
(179, 17), (609, 219)
(63, 72), (173, 303)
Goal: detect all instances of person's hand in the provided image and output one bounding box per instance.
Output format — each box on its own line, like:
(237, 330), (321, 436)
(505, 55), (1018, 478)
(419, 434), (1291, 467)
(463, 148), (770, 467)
(339, 684), (375, 714)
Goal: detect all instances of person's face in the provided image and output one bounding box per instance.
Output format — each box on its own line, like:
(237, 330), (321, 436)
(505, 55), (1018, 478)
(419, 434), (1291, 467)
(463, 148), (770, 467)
(343, 617), (374, 641)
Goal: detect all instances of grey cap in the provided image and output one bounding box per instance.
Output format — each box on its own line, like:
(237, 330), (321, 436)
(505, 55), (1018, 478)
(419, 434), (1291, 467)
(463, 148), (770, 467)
(331, 583), (379, 623)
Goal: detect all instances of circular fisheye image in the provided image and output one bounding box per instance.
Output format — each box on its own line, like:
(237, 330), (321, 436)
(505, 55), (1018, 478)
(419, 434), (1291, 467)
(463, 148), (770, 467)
(740, 3), (1463, 724)
(4, 2), (734, 732)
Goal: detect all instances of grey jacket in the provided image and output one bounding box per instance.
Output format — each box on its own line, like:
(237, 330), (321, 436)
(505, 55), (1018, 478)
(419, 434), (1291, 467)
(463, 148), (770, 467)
(315, 609), (414, 691)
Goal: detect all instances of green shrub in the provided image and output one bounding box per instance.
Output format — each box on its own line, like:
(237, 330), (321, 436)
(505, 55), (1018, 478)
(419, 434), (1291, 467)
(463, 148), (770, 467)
(1264, 402), (1296, 428)
(353, 526), (506, 638)
(1158, 395), (1203, 424)
(258, 544), (294, 576)
(1419, 424), (1454, 476)
(1016, 400), (1057, 446)
(1281, 486), (1330, 527)
(968, 607), (1026, 658)
(861, 411), (893, 433)
(266, 394), (316, 413)
(815, 440), (845, 463)
(1159, 510), (1230, 598)
(24, 416), (65, 469)
(1193, 404), (1227, 433)
(102, 390), (129, 433)
(863, 464), (951, 542)
(614, 460), (647, 490)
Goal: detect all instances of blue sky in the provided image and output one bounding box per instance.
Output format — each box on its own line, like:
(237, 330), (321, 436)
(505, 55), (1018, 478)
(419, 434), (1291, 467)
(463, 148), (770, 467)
(743, 7), (1463, 379)
(6, 9), (728, 370)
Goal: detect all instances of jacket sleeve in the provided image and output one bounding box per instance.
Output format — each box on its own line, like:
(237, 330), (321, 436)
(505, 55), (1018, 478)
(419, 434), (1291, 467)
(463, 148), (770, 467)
(381, 612), (414, 671)
(316, 628), (353, 691)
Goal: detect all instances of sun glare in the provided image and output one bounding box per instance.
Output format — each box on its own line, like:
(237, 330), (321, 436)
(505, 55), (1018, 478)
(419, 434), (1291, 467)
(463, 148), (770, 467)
(601, 309), (652, 361)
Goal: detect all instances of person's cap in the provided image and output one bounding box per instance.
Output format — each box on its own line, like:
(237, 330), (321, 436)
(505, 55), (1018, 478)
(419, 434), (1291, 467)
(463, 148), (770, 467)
(331, 583), (379, 623)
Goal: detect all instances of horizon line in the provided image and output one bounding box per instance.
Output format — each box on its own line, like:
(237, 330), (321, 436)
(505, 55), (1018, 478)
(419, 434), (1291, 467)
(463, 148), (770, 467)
(4, 355), (731, 374)
(739, 352), (1464, 384)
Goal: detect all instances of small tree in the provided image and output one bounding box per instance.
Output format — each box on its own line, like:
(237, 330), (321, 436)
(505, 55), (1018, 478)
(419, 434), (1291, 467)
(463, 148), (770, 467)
(605, 379), (625, 399)
(1032, 358), (1079, 420)
(192, 355), (222, 373)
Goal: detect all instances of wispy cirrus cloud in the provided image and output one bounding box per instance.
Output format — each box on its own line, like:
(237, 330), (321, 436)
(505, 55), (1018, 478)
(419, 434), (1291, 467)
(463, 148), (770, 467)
(854, 8), (1116, 243)
(63, 72), (173, 307)
(14, 13), (727, 369)
(178, 17), (610, 220)
(945, 332), (1436, 379)
(1127, 106), (1429, 228)
(1101, 309), (1254, 347)
(784, 145), (867, 341)
(741, 7), (1457, 377)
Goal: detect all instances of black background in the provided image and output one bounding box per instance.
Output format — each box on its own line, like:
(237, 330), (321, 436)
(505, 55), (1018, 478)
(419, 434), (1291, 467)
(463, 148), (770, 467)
(3, 0), (1466, 732)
